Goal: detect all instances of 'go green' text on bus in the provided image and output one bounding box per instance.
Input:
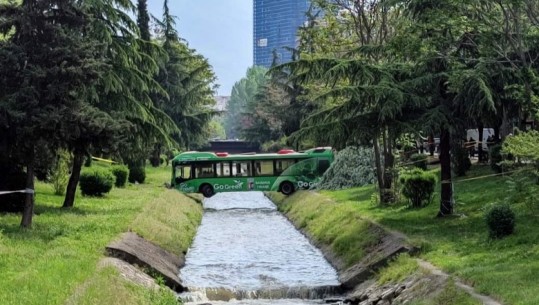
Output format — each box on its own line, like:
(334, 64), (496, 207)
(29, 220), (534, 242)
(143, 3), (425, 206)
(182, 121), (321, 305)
(171, 147), (334, 197)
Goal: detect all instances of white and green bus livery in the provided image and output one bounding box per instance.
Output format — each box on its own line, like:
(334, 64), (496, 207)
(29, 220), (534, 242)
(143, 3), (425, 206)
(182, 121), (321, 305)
(171, 147), (334, 197)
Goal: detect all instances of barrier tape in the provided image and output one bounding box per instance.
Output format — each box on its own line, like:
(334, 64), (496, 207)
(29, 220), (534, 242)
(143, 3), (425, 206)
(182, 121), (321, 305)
(91, 156), (116, 164)
(0, 188), (34, 196)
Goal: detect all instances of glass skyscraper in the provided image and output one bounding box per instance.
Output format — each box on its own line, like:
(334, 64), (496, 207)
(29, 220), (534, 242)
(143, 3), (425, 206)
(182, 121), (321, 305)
(253, 0), (310, 68)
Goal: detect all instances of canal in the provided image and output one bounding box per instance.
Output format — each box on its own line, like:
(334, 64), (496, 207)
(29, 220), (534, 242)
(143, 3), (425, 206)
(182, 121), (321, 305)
(179, 192), (340, 304)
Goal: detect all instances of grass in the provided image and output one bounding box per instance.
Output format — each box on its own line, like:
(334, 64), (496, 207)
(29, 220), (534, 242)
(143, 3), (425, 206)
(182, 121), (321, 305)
(376, 253), (421, 285)
(0, 164), (202, 305)
(268, 191), (384, 268)
(318, 164), (539, 305)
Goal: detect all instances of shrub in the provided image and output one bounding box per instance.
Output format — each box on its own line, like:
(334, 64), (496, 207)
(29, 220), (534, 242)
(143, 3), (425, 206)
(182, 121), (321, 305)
(50, 149), (71, 195)
(489, 144), (503, 173)
(317, 146), (376, 190)
(409, 153), (428, 170)
(79, 169), (114, 196)
(128, 165), (146, 184)
(84, 155), (92, 167)
(111, 165), (129, 188)
(452, 143), (471, 176)
(399, 168), (436, 208)
(485, 203), (515, 238)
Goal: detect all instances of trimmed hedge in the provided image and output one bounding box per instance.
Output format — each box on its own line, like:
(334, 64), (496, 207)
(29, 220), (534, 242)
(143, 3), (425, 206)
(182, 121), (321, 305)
(79, 168), (114, 196)
(485, 203), (515, 238)
(399, 168), (436, 208)
(128, 165), (146, 184)
(111, 165), (129, 188)
(409, 153), (428, 170)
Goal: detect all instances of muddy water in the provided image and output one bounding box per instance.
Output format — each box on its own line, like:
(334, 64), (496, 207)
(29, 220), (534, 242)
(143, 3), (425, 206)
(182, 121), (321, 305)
(179, 192), (340, 304)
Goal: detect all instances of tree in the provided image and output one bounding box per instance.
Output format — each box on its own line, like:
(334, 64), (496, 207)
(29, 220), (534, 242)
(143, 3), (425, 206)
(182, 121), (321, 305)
(137, 0), (151, 41)
(224, 66), (268, 139)
(0, 0), (105, 226)
(153, 0), (218, 151)
(62, 0), (178, 208)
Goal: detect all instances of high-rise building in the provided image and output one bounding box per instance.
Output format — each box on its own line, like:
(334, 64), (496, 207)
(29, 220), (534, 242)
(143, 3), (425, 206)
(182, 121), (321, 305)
(253, 0), (310, 68)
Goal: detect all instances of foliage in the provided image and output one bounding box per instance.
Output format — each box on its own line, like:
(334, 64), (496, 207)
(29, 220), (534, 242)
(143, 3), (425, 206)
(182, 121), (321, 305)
(50, 149), (71, 196)
(128, 165), (146, 184)
(503, 131), (539, 167)
(399, 169), (436, 208)
(79, 169), (114, 197)
(505, 170), (539, 212)
(111, 165), (129, 188)
(224, 66), (268, 139)
(317, 146), (376, 190)
(451, 144), (471, 177)
(377, 253), (420, 285)
(152, 2), (217, 150)
(409, 153), (428, 170)
(261, 137), (289, 153)
(485, 203), (516, 239)
(489, 144), (503, 173)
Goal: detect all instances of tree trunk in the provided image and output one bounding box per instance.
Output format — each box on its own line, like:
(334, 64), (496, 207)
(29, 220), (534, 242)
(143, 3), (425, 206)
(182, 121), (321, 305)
(382, 128), (395, 203)
(477, 122), (484, 162)
(373, 135), (384, 202)
(150, 143), (161, 167)
(20, 148), (35, 228)
(63, 148), (84, 208)
(438, 128), (453, 216)
(500, 105), (512, 139)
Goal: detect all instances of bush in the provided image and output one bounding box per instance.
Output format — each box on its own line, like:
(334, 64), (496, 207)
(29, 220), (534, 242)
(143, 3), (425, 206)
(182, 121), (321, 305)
(452, 144), (471, 177)
(409, 153), (428, 170)
(489, 144), (503, 173)
(128, 165), (146, 184)
(317, 146), (376, 190)
(111, 165), (129, 188)
(50, 149), (71, 195)
(79, 169), (114, 196)
(399, 168), (436, 208)
(485, 203), (515, 238)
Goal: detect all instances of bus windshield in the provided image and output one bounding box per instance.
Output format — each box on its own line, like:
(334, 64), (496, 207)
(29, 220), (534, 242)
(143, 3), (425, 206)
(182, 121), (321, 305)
(170, 147), (334, 198)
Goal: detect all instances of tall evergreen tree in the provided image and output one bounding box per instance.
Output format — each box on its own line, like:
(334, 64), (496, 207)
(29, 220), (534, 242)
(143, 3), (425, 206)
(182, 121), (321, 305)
(137, 0), (151, 41)
(0, 0), (105, 226)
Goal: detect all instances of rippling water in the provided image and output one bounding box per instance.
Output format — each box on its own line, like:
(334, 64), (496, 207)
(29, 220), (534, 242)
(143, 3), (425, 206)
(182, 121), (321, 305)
(179, 192), (340, 303)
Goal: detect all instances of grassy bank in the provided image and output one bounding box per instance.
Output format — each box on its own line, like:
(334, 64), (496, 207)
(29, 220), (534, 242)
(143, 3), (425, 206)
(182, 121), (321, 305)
(0, 165), (202, 305)
(273, 165), (537, 305)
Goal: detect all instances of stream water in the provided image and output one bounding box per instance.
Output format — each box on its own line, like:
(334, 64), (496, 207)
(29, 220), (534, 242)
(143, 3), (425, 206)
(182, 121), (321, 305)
(178, 192), (341, 304)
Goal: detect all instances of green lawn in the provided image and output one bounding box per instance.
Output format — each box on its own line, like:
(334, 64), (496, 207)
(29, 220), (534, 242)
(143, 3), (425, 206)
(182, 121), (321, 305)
(0, 165), (202, 305)
(321, 165), (539, 305)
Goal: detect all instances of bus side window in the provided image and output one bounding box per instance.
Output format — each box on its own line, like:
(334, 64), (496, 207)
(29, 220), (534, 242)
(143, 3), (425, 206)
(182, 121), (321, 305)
(195, 162), (215, 178)
(275, 159), (296, 175)
(216, 162), (231, 177)
(255, 161), (273, 176)
(233, 162), (251, 177)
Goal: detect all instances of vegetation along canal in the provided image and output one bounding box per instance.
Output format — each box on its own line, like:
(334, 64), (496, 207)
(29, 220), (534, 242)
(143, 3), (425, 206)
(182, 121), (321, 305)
(179, 192), (340, 304)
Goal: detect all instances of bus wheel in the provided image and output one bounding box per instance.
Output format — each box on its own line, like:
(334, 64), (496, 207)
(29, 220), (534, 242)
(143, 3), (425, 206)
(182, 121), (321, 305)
(200, 184), (215, 198)
(280, 181), (295, 196)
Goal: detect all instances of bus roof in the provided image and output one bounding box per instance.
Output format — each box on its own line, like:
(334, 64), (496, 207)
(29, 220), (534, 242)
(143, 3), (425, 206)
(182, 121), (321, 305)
(172, 147), (333, 164)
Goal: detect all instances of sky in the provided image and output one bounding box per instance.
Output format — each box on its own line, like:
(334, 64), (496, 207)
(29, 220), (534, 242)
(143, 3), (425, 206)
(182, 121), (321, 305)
(147, 0), (253, 96)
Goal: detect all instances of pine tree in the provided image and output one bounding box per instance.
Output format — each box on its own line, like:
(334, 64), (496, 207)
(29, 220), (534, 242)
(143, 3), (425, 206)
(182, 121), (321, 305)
(0, 0), (105, 226)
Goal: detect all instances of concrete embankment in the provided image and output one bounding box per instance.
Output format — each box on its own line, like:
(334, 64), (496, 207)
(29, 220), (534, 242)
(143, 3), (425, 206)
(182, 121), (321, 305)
(266, 191), (493, 305)
(104, 190), (204, 292)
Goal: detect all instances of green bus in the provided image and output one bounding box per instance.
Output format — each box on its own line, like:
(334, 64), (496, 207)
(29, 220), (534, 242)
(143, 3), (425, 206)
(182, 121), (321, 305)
(171, 147), (334, 197)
